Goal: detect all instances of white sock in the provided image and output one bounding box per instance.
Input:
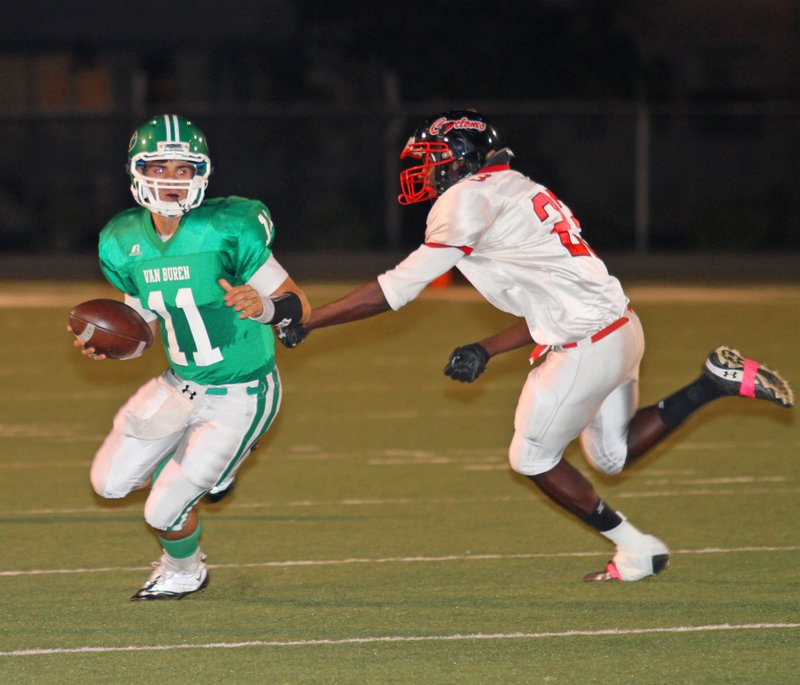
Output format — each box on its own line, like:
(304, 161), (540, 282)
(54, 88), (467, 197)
(600, 515), (648, 549)
(163, 548), (204, 572)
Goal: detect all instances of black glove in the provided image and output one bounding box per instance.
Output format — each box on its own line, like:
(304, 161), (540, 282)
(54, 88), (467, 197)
(444, 343), (490, 382)
(276, 324), (308, 349)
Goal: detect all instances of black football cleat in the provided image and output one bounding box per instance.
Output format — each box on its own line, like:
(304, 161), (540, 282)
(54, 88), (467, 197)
(205, 478), (236, 504)
(704, 346), (794, 408)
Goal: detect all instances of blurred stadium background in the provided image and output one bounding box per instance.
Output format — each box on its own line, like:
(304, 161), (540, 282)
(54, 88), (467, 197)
(1, 3), (798, 682)
(0, 0), (798, 282)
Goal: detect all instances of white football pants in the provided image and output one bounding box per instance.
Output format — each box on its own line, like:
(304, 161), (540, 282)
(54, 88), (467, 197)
(509, 310), (645, 476)
(91, 367), (282, 531)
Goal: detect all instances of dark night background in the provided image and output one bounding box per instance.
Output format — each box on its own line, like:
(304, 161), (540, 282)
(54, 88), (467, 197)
(1, 0), (798, 271)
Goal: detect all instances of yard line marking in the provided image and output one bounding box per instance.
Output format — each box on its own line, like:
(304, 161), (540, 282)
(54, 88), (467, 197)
(2, 505), (141, 515)
(2, 545), (798, 577)
(3, 484), (799, 517)
(671, 441), (800, 451)
(615, 488), (800, 498)
(2, 622), (798, 656)
(0, 460), (93, 469)
(640, 476), (788, 485)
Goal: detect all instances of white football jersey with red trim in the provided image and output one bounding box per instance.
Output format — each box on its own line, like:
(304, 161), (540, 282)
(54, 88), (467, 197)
(381, 165), (628, 346)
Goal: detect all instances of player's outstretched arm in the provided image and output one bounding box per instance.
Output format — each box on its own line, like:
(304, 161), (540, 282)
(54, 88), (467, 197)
(275, 279), (391, 349)
(304, 279), (391, 331)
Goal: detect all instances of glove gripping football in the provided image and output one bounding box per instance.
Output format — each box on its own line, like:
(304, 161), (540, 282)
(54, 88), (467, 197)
(444, 343), (490, 383)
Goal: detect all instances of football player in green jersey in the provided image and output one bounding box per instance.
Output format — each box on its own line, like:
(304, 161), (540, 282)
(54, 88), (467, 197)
(70, 114), (310, 600)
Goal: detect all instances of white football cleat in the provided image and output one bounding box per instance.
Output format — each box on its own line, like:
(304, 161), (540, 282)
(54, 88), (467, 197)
(130, 552), (209, 601)
(584, 535), (670, 582)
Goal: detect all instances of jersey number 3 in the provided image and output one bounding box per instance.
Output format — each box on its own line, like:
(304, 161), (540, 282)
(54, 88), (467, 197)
(532, 190), (595, 257)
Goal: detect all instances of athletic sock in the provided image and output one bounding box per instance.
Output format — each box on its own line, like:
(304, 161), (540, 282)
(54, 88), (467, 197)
(656, 374), (722, 429)
(600, 517), (649, 549)
(582, 501), (650, 549)
(581, 500), (623, 533)
(158, 520), (203, 561)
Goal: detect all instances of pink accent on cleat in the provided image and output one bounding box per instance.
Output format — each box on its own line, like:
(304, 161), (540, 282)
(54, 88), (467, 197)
(704, 346), (794, 408)
(583, 560), (625, 582)
(740, 358), (758, 398)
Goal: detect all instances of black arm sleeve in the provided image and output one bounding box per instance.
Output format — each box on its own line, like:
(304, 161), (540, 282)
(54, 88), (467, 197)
(269, 292), (303, 327)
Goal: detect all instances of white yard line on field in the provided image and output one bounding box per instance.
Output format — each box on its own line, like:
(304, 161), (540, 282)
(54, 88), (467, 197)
(1, 545), (798, 577)
(2, 480), (798, 518)
(1, 622), (798, 657)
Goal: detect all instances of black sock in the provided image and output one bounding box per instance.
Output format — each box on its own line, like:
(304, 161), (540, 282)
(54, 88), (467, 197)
(657, 375), (722, 429)
(581, 500), (623, 533)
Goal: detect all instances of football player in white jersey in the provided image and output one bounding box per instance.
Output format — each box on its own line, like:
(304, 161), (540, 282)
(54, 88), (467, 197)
(278, 110), (793, 582)
(70, 115), (311, 599)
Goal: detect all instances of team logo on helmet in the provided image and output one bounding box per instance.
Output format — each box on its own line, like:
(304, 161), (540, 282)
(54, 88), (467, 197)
(428, 116), (487, 136)
(157, 141), (191, 154)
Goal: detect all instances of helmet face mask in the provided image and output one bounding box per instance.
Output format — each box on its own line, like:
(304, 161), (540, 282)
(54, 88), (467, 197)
(128, 114), (211, 218)
(398, 110), (500, 205)
(398, 140), (452, 205)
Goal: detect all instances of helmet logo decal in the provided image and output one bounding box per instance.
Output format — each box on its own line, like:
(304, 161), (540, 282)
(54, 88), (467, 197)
(128, 131), (138, 152)
(429, 116), (487, 135)
(157, 141), (191, 154)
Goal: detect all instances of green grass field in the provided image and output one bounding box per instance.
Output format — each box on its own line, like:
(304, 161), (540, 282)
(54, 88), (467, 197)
(1, 281), (798, 684)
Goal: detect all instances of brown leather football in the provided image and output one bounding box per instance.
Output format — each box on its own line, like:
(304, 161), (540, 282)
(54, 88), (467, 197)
(69, 299), (154, 359)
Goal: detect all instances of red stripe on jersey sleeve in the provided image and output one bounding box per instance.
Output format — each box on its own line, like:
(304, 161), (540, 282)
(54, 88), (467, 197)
(425, 242), (473, 255)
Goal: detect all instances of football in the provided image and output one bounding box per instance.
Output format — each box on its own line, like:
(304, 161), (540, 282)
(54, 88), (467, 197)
(69, 299), (154, 359)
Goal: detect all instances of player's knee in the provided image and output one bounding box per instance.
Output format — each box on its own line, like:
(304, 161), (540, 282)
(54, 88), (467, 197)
(508, 433), (563, 476)
(90, 462), (130, 499)
(143, 513), (171, 532)
(143, 501), (181, 531)
(594, 452), (626, 475)
(183, 460), (226, 491)
(143, 485), (197, 531)
(581, 438), (627, 476)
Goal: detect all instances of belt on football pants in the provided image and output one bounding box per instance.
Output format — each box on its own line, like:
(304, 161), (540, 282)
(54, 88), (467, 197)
(529, 310), (631, 364)
(167, 368), (267, 398)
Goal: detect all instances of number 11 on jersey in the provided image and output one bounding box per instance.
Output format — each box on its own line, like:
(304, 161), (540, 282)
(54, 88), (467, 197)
(148, 288), (223, 367)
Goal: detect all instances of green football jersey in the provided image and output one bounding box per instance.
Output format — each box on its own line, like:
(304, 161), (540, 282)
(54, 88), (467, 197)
(99, 196), (278, 385)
